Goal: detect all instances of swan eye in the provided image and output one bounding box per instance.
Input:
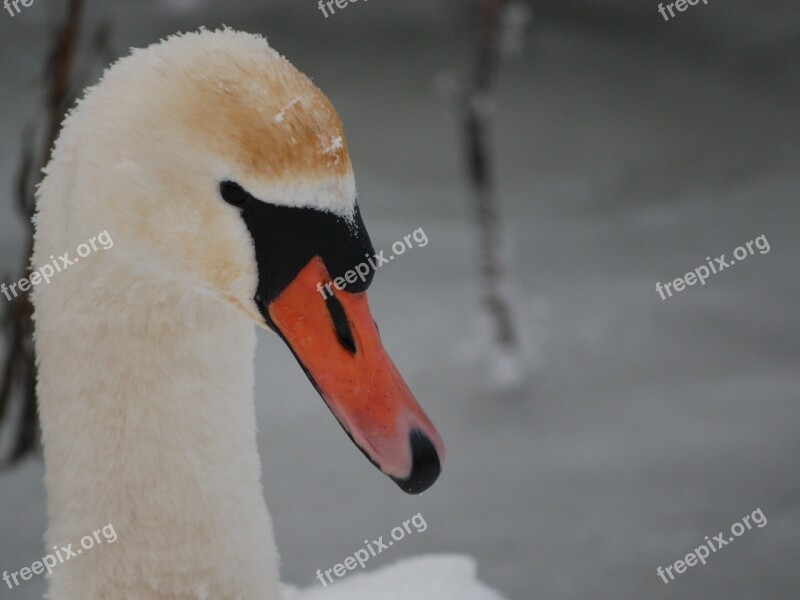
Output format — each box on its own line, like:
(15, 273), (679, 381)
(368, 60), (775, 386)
(220, 181), (250, 207)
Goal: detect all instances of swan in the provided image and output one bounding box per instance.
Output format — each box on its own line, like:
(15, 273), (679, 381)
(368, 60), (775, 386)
(30, 29), (505, 600)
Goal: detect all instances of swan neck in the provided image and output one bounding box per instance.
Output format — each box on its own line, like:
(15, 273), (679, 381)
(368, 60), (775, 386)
(35, 270), (281, 599)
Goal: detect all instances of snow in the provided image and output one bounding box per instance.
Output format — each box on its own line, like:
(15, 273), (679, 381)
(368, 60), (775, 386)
(323, 136), (343, 154)
(1, 3), (799, 600)
(500, 4), (532, 59)
(284, 555), (505, 600)
(487, 345), (528, 390)
(275, 97), (303, 123)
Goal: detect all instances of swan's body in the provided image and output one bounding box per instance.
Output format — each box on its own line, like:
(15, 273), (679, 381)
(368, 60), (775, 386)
(32, 29), (501, 600)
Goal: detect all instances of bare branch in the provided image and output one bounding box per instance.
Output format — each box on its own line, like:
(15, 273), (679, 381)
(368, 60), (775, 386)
(461, 0), (522, 355)
(0, 0), (104, 466)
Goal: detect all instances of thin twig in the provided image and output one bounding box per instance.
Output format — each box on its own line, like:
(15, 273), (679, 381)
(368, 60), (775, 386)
(1, 0), (91, 465)
(462, 0), (521, 352)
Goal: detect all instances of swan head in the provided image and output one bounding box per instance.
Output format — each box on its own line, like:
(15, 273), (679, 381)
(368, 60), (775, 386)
(62, 29), (444, 493)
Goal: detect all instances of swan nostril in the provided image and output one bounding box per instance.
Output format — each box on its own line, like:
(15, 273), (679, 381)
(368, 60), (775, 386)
(324, 294), (356, 354)
(392, 430), (441, 495)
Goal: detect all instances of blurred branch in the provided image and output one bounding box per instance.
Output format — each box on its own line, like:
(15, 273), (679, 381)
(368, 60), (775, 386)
(0, 0), (112, 466)
(459, 0), (530, 370)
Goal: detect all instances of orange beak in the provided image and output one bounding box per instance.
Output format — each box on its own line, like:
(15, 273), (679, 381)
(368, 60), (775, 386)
(265, 256), (445, 494)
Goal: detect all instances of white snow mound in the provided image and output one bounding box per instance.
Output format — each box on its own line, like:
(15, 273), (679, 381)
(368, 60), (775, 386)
(283, 554), (507, 600)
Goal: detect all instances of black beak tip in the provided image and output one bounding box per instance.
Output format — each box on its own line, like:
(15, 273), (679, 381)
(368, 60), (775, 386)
(392, 429), (442, 495)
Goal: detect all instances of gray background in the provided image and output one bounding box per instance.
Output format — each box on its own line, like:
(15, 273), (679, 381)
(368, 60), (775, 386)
(1, 1), (799, 598)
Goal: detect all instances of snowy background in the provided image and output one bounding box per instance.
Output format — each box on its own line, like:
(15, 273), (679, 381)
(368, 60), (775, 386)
(1, 1), (799, 599)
